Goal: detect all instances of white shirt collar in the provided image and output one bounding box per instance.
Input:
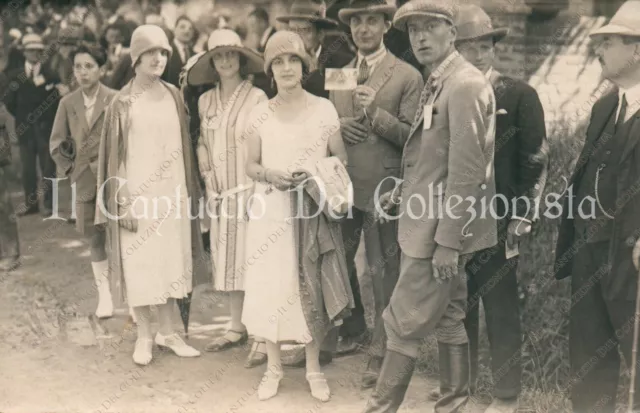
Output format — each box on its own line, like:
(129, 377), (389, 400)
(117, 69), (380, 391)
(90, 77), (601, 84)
(25, 61), (40, 74)
(82, 86), (99, 107)
(260, 26), (274, 48)
(427, 50), (459, 83)
(485, 66), (493, 80)
(315, 45), (322, 60)
(356, 43), (387, 73)
(618, 82), (640, 123)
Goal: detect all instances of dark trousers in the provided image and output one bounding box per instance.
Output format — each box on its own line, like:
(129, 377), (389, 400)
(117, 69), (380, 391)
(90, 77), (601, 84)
(465, 237), (522, 399)
(323, 206), (400, 353)
(0, 168), (19, 259)
(18, 129), (55, 211)
(570, 241), (640, 413)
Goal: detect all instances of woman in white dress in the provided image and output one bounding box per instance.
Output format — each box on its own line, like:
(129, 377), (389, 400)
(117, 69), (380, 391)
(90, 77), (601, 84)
(243, 31), (348, 402)
(183, 29), (269, 368)
(96, 25), (206, 366)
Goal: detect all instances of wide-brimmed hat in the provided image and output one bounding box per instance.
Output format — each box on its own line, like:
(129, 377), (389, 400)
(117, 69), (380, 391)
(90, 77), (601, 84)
(393, 0), (457, 31)
(186, 29), (264, 86)
(263, 30), (312, 73)
(455, 4), (508, 44)
(276, 0), (339, 30)
(21, 33), (45, 50)
(338, 0), (397, 25)
(590, 0), (640, 37)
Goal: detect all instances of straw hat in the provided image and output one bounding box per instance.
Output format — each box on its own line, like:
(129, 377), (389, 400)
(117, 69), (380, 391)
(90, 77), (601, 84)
(186, 29), (264, 86)
(455, 4), (508, 44)
(338, 0), (397, 25)
(21, 33), (45, 50)
(263, 30), (312, 73)
(590, 0), (640, 37)
(276, 0), (339, 30)
(393, 0), (457, 31)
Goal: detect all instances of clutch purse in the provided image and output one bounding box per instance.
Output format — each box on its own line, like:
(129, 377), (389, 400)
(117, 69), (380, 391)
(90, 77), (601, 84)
(298, 156), (353, 219)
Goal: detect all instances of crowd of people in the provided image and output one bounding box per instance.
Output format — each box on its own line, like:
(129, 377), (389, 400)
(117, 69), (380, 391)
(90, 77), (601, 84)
(3, 0), (640, 412)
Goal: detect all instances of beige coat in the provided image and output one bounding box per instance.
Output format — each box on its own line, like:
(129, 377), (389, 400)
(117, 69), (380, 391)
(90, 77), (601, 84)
(95, 79), (208, 306)
(398, 53), (498, 259)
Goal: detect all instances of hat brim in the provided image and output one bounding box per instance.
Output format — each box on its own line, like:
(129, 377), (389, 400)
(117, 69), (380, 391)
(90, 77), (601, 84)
(456, 27), (509, 43)
(187, 46), (265, 86)
(590, 24), (640, 37)
(22, 44), (45, 50)
(338, 5), (397, 25)
(393, 11), (453, 31)
(276, 15), (339, 29)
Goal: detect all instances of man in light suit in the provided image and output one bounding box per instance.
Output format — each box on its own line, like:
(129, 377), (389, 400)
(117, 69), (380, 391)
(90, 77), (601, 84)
(363, 1), (497, 412)
(330, 0), (423, 387)
(427, 5), (549, 412)
(50, 43), (117, 319)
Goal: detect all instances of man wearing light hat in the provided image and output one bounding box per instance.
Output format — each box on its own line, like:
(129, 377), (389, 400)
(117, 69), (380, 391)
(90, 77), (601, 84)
(276, 0), (354, 98)
(362, 0), (498, 412)
(5, 33), (62, 217)
(329, 0), (423, 389)
(423, 5), (547, 413)
(555, 1), (640, 411)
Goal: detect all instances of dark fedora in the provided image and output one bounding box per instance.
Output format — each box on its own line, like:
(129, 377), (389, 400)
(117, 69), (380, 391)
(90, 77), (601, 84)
(455, 4), (509, 43)
(338, 0), (397, 24)
(276, 0), (339, 29)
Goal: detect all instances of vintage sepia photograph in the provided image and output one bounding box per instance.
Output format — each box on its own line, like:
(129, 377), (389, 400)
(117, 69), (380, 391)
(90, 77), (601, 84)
(0, 0), (637, 412)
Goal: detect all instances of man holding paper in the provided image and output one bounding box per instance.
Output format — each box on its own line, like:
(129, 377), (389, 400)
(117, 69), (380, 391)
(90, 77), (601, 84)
(328, 0), (423, 387)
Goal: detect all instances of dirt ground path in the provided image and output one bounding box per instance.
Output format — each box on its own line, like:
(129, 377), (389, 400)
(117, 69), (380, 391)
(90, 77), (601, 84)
(0, 184), (438, 413)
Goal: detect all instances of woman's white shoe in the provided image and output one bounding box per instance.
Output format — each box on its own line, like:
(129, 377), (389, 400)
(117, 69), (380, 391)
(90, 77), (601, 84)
(258, 369), (284, 401)
(132, 338), (153, 365)
(154, 333), (201, 357)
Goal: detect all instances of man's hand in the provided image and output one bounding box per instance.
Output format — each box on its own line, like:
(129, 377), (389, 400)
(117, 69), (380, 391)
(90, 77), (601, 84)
(375, 189), (401, 223)
(506, 218), (532, 248)
(633, 238), (640, 271)
(354, 85), (377, 111)
(433, 245), (460, 283)
(55, 84), (70, 97)
(340, 117), (368, 145)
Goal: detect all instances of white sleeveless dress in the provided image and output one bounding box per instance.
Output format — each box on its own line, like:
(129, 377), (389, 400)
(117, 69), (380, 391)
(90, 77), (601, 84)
(241, 94), (341, 344)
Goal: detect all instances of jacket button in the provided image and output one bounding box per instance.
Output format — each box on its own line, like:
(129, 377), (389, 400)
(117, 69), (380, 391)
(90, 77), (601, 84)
(626, 236), (636, 246)
(605, 150), (611, 155)
(600, 163), (606, 168)
(480, 184), (487, 190)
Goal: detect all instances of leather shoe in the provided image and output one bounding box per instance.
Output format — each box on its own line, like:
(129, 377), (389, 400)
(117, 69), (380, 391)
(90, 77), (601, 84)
(361, 356), (383, 389)
(336, 331), (371, 357)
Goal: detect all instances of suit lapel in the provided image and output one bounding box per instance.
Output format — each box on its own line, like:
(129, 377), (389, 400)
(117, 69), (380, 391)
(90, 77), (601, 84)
(364, 53), (396, 92)
(573, 92), (617, 180)
(72, 89), (90, 133)
(621, 111), (640, 161)
(88, 84), (108, 131)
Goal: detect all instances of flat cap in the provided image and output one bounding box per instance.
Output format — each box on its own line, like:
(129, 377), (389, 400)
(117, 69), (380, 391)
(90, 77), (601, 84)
(393, 0), (457, 31)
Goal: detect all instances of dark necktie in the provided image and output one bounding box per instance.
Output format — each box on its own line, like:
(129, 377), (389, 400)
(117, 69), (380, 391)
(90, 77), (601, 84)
(616, 93), (628, 131)
(357, 58), (369, 85)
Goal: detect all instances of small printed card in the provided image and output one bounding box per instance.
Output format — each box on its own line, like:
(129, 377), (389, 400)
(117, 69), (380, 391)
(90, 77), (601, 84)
(325, 68), (358, 91)
(506, 241), (520, 259)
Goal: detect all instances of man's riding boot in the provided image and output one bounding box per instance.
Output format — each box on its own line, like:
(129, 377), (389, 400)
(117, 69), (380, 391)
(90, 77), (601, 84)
(434, 342), (470, 413)
(362, 350), (416, 413)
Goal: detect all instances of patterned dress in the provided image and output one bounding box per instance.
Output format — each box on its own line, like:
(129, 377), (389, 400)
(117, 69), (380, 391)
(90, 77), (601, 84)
(197, 80), (267, 292)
